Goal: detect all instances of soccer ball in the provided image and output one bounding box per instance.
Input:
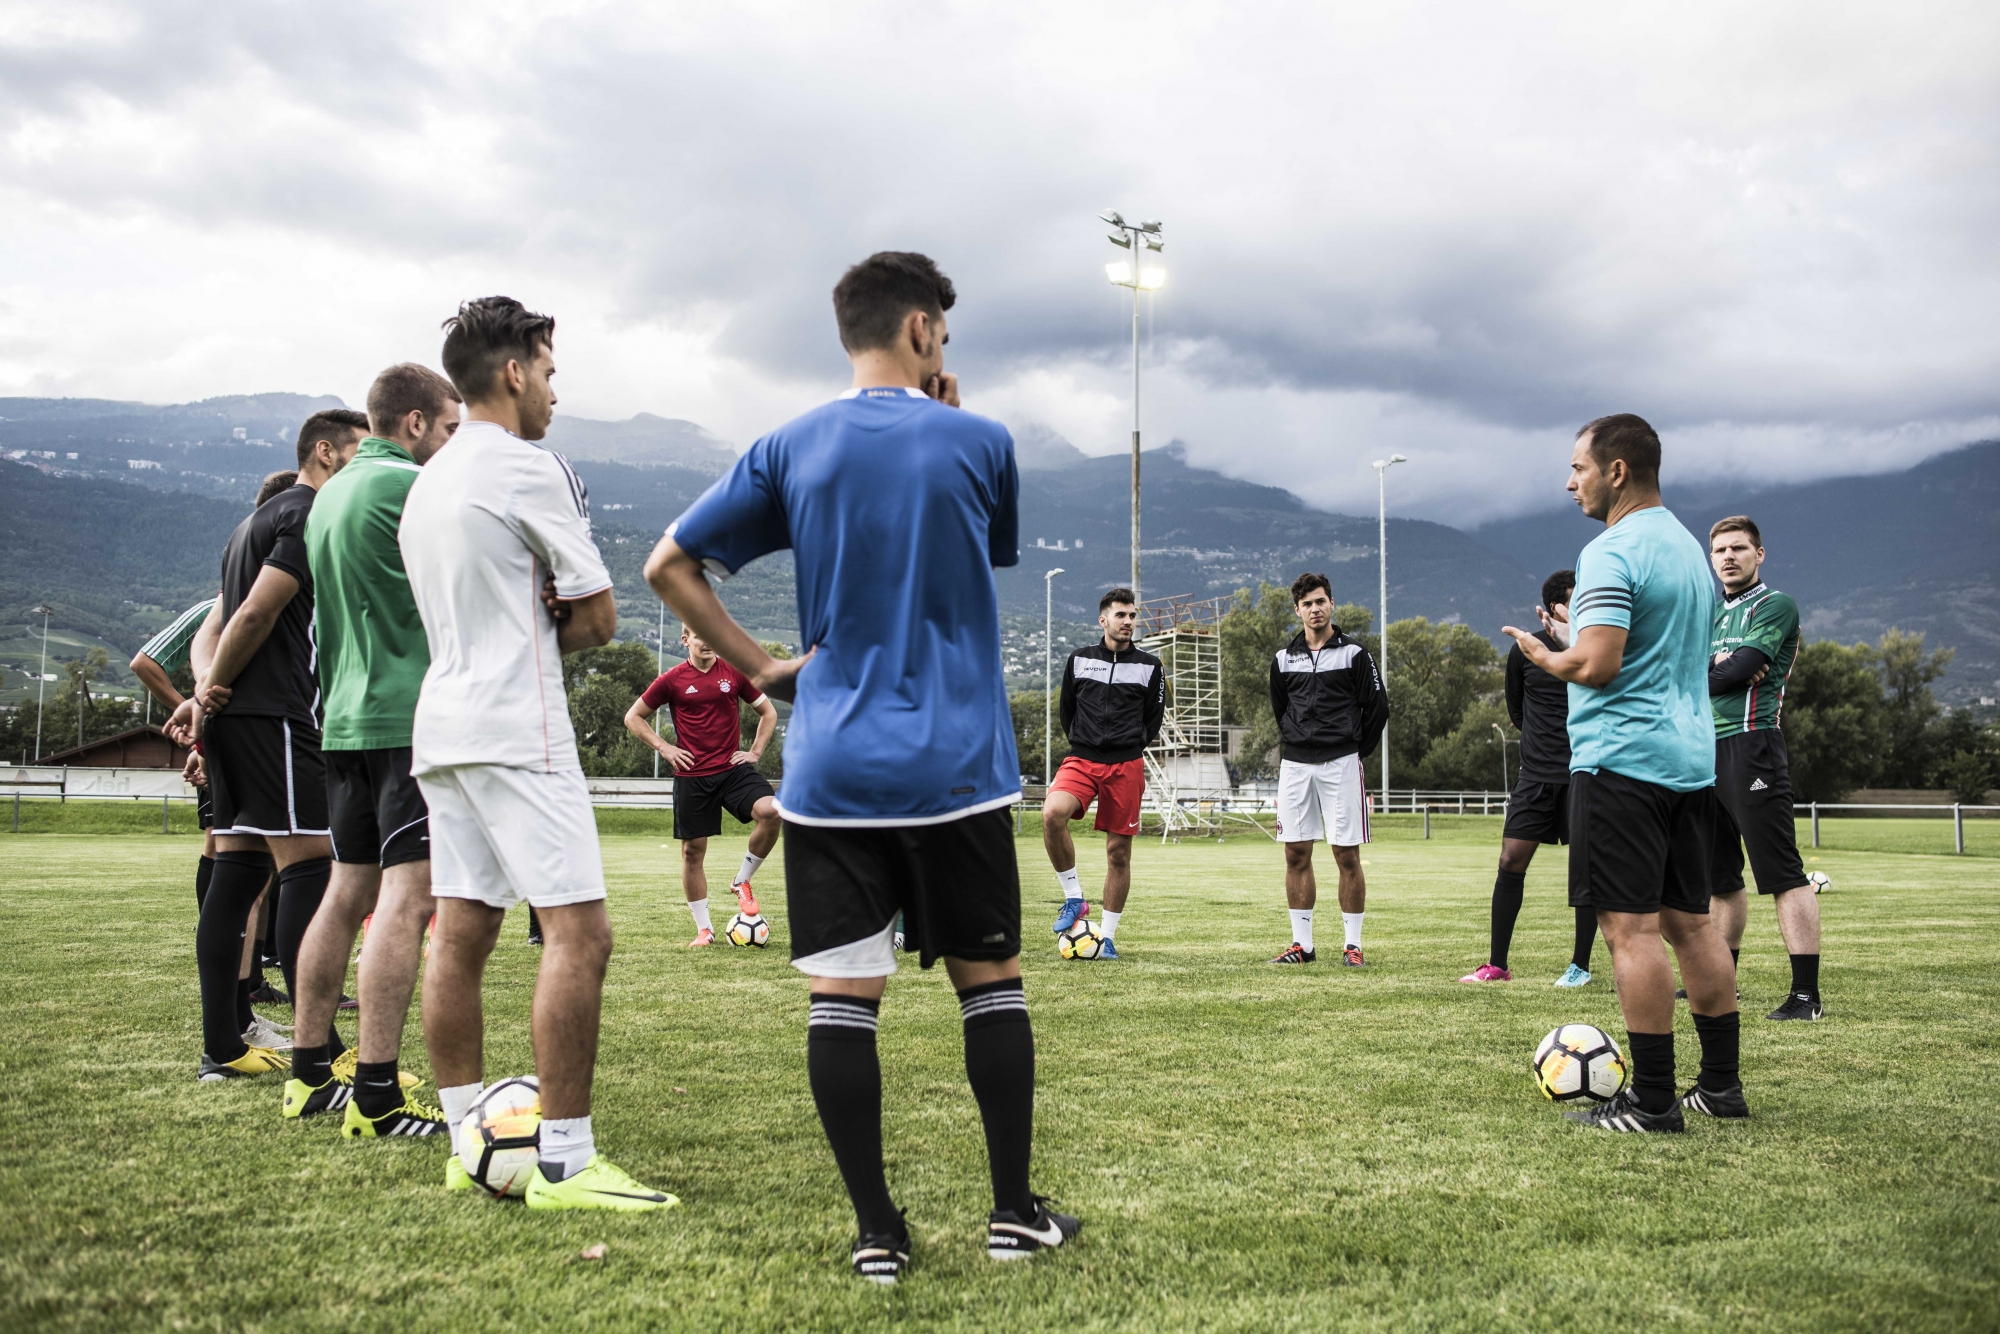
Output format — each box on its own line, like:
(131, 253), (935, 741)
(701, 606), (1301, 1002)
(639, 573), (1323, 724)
(725, 912), (770, 948)
(1808, 871), (1831, 894)
(456, 1076), (542, 1198)
(1532, 1024), (1629, 1104)
(1057, 918), (1105, 960)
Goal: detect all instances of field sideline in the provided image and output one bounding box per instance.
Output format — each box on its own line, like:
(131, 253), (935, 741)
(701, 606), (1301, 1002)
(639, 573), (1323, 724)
(3, 824), (1997, 1332)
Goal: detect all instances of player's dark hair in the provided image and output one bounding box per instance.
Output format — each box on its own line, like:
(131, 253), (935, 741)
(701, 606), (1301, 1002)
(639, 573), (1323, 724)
(1100, 587), (1136, 612)
(832, 252), (956, 354)
(367, 363), (462, 436)
(440, 296), (557, 401)
(1541, 569), (1576, 609)
(255, 470), (299, 506)
(294, 409), (368, 469)
(1710, 515), (1762, 547)
(1576, 413), (1661, 487)
(1290, 572), (1332, 605)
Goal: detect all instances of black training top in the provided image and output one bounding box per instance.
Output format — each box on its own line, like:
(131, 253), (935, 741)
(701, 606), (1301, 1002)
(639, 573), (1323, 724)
(216, 482), (319, 725)
(1504, 629), (1570, 784)
(1267, 627), (1391, 765)
(1058, 640), (1167, 764)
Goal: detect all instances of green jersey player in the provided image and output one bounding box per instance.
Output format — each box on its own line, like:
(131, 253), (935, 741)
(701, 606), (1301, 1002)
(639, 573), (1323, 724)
(1707, 516), (1825, 1021)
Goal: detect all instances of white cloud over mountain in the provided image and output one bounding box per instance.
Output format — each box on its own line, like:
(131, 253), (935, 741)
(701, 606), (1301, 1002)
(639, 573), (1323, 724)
(2, 0), (1996, 521)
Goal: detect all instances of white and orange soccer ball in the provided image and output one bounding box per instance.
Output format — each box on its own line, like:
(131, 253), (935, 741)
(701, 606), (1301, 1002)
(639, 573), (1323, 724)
(726, 912), (770, 948)
(1057, 918), (1105, 960)
(456, 1076), (542, 1197)
(1532, 1024), (1629, 1104)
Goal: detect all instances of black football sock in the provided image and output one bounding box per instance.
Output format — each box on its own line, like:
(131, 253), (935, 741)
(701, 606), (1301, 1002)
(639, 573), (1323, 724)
(294, 1043), (334, 1089)
(1789, 953), (1820, 998)
(959, 978), (1036, 1219)
(1730, 948), (1740, 969)
(275, 857), (336, 1046)
(1571, 906), (1597, 971)
(1626, 1030), (1676, 1115)
(197, 851), (273, 1061)
(806, 994), (900, 1239)
(195, 854), (215, 913)
(355, 1060), (403, 1117)
(1691, 1011), (1741, 1092)
(235, 976), (254, 1034)
(1488, 869), (1525, 970)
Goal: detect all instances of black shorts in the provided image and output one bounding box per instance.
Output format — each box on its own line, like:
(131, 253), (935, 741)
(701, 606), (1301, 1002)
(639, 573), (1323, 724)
(203, 714), (328, 837)
(1568, 769), (1715, 916)
(197, 784), (214, 830)
(327, 747), (430, 868)
(673, 764), (775, 841)
(784, 808), (1021, 974)
(1503, 779), (1570, 844)
(1711, 731), (1808, 895)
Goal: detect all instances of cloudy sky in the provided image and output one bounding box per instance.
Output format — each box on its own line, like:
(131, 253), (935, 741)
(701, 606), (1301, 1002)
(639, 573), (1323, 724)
(3, 1), (1997, 522)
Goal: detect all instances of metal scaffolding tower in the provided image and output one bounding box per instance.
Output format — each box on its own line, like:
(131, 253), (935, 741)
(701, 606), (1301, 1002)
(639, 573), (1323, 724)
(1136, 594), (1242, 840)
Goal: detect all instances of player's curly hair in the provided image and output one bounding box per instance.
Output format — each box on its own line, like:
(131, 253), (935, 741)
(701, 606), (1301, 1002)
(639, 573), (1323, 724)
(1290, 572), (1332, 605)
(1541, 570), (1575, 609)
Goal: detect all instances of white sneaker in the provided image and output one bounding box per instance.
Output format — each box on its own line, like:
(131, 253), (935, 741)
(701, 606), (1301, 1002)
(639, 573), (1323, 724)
(243, 1013), (294, 1051)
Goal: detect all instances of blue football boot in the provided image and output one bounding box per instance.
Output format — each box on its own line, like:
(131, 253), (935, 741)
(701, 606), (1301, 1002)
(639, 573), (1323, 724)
(1051, 897), (1088, 935)
(1097, 937), (1121, 961)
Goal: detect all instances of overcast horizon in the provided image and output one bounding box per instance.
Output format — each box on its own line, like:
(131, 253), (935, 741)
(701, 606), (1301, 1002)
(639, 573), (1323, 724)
(4, 2), (1997, 525)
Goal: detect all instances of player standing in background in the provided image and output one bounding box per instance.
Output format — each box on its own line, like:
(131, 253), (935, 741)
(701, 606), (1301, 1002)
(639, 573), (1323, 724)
(622, 625), (781, 946)
(1268, 573), (1390, 966)
(1504, 413), (1745, 1132)
(647, 251), (1076, 1284)
(1042, 588), (1164, 959)
(282, 363), (463, 1135)
(185, 411), (365, 1081)
(1461, 570), (1601, 986)
(403, 297), (674, 1210)
(1707, 516), (1825, 1021)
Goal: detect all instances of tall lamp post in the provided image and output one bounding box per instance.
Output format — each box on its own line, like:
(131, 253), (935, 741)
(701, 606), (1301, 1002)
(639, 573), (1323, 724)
(31, 604), (52, 762)
(1491, 721), (1511, 794)
(1371, 455), (1407, 802)
(1043, 567), (1065, 787)
(1101, 211), (1164, 601)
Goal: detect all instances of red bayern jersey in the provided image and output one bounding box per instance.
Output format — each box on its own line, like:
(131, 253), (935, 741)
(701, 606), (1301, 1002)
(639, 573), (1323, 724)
(641, 658), (763, 777)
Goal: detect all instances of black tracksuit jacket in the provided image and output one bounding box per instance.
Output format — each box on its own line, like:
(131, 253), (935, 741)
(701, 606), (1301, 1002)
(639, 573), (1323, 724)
(1267, 627), (1391, 765)
(1059, 641), (1167, 764)
(1504, 630), (1571, 784)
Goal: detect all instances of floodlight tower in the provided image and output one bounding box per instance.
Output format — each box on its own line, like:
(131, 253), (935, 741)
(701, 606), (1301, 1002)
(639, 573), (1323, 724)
(1372, 454), (1407, 798)
(1102, 211), (1164, 601)
(31, 604), (52, 762)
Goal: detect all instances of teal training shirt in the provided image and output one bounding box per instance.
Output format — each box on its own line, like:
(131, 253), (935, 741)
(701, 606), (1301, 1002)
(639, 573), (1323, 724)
(1566, 506), (1717, 792)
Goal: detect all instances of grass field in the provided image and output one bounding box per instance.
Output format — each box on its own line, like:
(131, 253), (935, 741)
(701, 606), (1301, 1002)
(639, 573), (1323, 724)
(3, 821), (1998, 1331)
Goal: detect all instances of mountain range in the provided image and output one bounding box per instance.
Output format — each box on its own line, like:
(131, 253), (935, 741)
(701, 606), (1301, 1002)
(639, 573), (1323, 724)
(3, 394), (1994, 707)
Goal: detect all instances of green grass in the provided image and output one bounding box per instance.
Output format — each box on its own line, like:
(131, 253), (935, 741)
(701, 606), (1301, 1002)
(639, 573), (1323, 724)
(2, 830), (1997, 1332)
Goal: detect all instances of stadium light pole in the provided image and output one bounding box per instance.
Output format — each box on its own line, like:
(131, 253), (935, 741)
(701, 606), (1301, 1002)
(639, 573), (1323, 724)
(1492, 721), (1508, 794)
(1044, 567), (1065, 787)
(1102, 211), (1164, 601)
(1372, 455), (1407, 802)
(31, 604), (52, 763)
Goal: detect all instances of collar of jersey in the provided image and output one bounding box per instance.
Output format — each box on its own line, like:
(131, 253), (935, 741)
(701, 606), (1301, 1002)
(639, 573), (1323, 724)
(1723, 581), (1768, 609)
(838, 386), (928, 400)
(357, 436), (418, 465)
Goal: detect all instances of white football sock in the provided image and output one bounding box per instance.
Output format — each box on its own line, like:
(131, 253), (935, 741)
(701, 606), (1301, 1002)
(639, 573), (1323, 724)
(1289, 909), (1314, 952)
(735, 853), (764, 886)
(1343, 912), (1365, 948)
(1057, 867), (1083, 899)
(689, 897), (713, 933)
(540, 1115), (595, 1178)
(439, 1082), (484, 1131)
(1099, 908), (1122, 940)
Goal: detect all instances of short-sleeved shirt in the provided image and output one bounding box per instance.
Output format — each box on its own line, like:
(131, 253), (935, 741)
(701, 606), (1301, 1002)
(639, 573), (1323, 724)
(216, 483), (320, 725)
(137, 597), (218, 675)
(306, 436), (430, 751)
(1710, 582), (1800, 738)
(641, 657), (763, 777)
(1567, 506), (1717, 792)
(400, 419), (612, 775)
(666, 386), (1020, 826)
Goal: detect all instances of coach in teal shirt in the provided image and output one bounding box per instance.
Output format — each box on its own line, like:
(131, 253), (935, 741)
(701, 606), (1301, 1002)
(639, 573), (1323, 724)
(1567, 506), (1717, 790)
(1504, 414), (1740, 1136)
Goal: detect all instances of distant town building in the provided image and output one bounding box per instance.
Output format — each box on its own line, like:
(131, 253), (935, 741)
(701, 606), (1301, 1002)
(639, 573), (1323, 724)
(127, 459), (163, 470)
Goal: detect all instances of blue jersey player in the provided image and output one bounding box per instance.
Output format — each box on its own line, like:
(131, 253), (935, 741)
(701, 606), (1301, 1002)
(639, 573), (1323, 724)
(645, 252), (1078, 1284)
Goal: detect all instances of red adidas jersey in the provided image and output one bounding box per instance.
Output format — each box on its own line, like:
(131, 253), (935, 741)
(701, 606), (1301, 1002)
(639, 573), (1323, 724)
(641, 658), (763, 777)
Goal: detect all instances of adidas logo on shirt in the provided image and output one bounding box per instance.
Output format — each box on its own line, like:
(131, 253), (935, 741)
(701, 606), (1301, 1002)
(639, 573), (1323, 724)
(685, 685), (699, 694)
(1749, 778), (1768, 791)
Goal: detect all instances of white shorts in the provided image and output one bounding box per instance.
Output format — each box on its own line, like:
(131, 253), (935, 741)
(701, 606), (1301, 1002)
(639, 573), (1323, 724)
(418, 764), (607, 910)
(1276, 754), (1371, 846)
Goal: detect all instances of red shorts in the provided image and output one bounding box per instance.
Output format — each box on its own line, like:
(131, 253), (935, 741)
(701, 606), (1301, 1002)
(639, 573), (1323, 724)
(1049, 756), (1145, 835)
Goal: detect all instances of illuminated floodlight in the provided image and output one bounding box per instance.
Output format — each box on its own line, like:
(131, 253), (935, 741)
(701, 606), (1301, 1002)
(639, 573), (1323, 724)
(1139, 268), (1165, 290)
(1106, 261), (1133, 285)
